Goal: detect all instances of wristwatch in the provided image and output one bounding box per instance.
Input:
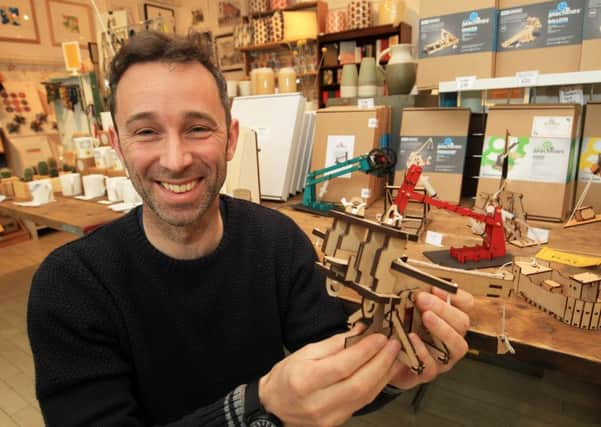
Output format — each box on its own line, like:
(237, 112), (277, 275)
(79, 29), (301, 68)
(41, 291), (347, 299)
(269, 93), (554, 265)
(244, 379), (283, 427)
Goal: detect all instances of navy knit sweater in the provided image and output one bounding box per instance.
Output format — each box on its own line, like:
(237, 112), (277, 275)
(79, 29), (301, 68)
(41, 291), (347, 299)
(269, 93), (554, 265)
(27, 196), (348, 426)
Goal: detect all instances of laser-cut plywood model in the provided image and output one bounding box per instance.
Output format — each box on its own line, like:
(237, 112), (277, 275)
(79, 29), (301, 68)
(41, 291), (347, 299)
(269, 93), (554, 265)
(313, 210), (459, 374)
(423, 29), (459, 55)
(513, 260), (601, 330)
(501, 17), (542, 49)
(564, 155), (601, 228)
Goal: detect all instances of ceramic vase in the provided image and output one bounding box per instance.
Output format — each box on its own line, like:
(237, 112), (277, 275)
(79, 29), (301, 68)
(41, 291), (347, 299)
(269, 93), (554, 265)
(357, 57), (377, 98)
(377, 44), (416, 95)
(340, 64), (358, 98)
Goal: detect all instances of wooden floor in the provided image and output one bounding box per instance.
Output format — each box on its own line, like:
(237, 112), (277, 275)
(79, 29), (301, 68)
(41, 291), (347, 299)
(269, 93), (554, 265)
(0, 197), (600, 426)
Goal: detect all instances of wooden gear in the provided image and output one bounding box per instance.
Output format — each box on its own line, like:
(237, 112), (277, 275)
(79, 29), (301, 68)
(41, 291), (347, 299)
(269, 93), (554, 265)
(314, 210), (458, 374)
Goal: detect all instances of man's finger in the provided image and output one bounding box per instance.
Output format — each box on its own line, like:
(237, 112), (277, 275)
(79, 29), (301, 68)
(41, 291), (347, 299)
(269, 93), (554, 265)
(421, 310), (469, 366)
(416, 292), (471, 336)
(431, 287), (474, 313)
(299, 322), (366, 360)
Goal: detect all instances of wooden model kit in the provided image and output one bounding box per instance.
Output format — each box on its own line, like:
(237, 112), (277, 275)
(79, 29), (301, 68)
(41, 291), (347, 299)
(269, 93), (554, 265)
(423, 29), (459, 56)
(313, 209), (458, 374)
(564, 155), (601, 228)
(501, 17), (542, 49)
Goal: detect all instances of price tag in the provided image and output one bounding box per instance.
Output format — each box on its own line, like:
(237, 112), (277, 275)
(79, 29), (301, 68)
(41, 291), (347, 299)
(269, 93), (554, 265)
(425, 230), (444, 247)
(360, 188), (371, 199)
(515, 70), (539, 87)
(367, 118), (379, 128)
(357, 98), (375, 109)
(455, 76), (476, 91)
(527, 227), (550, 244)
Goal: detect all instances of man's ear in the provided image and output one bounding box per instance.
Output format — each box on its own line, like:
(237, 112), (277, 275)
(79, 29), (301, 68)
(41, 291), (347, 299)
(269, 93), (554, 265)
(226, 118), (239, 162)
(108, 128), (124, 160)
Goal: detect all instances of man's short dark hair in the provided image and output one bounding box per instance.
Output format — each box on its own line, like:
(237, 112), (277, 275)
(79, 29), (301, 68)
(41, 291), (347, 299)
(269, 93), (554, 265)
(108, 31), (231, 131)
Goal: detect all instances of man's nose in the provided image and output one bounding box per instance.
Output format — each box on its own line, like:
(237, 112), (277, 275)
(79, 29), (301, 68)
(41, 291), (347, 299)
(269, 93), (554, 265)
(160, 133), (193, 172)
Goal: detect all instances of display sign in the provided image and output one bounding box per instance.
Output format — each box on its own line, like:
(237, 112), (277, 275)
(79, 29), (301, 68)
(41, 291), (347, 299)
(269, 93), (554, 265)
(399, 136), (467, 174)
(578, 137), (601, 182)
(418, 8), (497, 59)
(497, 0), (585, 52)
(583, 0), (601, 40)
(480, 135), (577, 183)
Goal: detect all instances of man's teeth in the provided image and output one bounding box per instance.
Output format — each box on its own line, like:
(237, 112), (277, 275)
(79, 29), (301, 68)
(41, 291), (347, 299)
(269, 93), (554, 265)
(160, 181), (198, 193)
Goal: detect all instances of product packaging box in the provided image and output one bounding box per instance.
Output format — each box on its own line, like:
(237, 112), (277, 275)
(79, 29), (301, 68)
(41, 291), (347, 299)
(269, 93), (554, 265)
(576, 103), (601, 212)
(581, 0), (601, 70)
(495, 0), (586, 77)
(311, 106), (391, 207)
(395, 108), (472, 204)
(477, 104), (582, 221)
(416, 1), (498, 90)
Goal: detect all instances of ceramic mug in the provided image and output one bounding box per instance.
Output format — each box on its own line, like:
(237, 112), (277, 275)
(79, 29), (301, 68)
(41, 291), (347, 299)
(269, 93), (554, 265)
(106, 176), (128, 202)
(73, 136), (99, 159)
(111, 150), (125, 171)
(226, 80), (238, 98)
(59, 172), (82, 196)
(94, 146), (114, 169)
(82, 174), (106, 198)
(238, 80), (252, 96)
(121, 179), (143, 204)
(28, 180), (54, 204)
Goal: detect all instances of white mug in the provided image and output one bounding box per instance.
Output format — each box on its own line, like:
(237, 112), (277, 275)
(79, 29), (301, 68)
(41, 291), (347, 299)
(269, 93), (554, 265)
(238, 80), (252, 96)
(105, 176), (128, 202)
(82, 174), (106, 198)
(73, 137), (99, 159)
(59, 173), (82, 196)
(94, 146), (114, 169)
(111, 150), (125, 171)
(122, 179), (143, 204)
(226, 80), (238, 98)
(28, 180), (54, 204)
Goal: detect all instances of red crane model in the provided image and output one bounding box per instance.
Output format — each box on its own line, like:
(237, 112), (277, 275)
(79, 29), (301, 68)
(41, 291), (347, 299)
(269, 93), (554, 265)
(395, 164), (507, 263)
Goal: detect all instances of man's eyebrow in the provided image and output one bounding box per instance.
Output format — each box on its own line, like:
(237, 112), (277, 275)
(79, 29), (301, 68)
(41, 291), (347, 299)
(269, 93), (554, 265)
(182, 111), (218, 127)
(125, 111), (157, 127)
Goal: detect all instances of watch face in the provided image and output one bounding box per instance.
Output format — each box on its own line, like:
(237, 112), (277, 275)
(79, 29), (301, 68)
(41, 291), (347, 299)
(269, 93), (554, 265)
(249, 419), (278, 427)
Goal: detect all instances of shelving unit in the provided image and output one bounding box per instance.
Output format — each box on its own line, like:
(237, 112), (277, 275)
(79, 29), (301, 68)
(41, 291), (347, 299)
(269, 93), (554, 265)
(316, 23), (412, 107)
(248, 0), (325, 19)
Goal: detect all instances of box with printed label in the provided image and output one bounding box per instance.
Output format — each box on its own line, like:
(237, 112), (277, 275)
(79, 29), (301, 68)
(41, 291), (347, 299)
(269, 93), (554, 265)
(496, 0), (585, 76)
(580, 0), (601, 70)
(395, 108), (472, 204)
(417, 1), (498, 89)
(311, 106), (391, 207)
(477, 104), (581, 221)
(576, 103), (601, 212)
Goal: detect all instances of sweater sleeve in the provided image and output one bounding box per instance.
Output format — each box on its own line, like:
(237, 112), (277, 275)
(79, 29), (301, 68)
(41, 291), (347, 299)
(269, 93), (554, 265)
(27, 252), (246, 427)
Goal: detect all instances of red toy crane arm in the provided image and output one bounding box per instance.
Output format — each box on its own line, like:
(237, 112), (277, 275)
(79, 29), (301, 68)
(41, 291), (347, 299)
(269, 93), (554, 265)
(394, 165), (507, 263)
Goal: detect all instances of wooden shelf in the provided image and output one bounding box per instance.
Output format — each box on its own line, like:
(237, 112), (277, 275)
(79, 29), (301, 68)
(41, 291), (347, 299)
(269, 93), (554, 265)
(249, 1), (319, 19)
(238, 39), (316, 52)
(318, 23), (411, 44)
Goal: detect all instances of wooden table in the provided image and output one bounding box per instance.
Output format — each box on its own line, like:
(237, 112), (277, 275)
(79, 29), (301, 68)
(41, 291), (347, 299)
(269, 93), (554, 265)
(270, 198), (601, 384)
(0, 195), (124, 239)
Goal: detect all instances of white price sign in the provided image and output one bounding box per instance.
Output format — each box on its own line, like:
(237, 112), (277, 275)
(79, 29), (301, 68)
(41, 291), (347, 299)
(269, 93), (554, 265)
(357, 98), (375, 108)
(455, 76), (476, 91)
(515, 70), (539, 87)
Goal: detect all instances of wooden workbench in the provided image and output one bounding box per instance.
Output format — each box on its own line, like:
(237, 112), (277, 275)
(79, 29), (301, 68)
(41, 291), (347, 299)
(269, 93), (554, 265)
(0, 195), (123, 239)
(269, 197), (601, 384)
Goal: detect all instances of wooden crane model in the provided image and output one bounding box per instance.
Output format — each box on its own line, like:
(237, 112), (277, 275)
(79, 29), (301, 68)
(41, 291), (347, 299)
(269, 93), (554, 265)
(313, 210), (458, 374)
(501, 16), (542, 48)
(423, 29), (459, 55)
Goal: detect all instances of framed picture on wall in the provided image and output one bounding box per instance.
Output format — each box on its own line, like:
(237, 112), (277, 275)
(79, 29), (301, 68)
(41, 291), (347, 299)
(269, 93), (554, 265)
(144, 3), (176, 34)
(46, 0), (94, 47)
(214, 33), (244, 72)
(0, 0), (39, 44)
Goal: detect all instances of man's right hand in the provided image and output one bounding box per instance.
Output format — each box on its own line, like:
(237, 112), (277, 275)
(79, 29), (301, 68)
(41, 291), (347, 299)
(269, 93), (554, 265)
(258, 324), (402, 427)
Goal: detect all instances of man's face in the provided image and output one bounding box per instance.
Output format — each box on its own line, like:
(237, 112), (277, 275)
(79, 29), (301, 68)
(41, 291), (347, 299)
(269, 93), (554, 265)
(112, 61), (238, 227)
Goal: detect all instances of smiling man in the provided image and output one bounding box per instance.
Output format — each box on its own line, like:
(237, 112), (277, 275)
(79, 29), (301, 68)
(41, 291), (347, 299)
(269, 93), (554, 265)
(28, 32), (473, 427)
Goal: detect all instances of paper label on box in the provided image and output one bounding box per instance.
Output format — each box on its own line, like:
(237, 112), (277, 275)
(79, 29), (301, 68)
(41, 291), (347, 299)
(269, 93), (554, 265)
(497, 1), (585, 52)
(425, 230), (444, 247)
(358, 98), (375, 109)
(480, 135), (575, 183)
(584, 0), (601, 40)
(527, 227), (550, 244)
(578, 137), (601, 182)
(367, 117), (378, 128)
(515, 70), (539, 87)
(559, 86), (584, 104)
(418, 8), (497, 59)
(532, 116), (573, 138)
(325, 135), (356, 179)
(360, 188), (371, 199)
(399, 136), (467, 174)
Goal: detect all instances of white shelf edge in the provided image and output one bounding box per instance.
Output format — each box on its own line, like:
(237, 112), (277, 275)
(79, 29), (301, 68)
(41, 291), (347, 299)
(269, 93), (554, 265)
(439, 71), (601, 93)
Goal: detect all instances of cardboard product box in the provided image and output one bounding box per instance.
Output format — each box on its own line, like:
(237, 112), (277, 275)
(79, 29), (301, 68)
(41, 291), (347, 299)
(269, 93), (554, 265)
(416, 1), (498, 90)
(495, 0), (586, 77)
(581, 0), (601, 70)
(576, 103), (601, 212)
(311, 106), (391, 207)
(395, 108), (472, 205)
(477, 104), (582, 221)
